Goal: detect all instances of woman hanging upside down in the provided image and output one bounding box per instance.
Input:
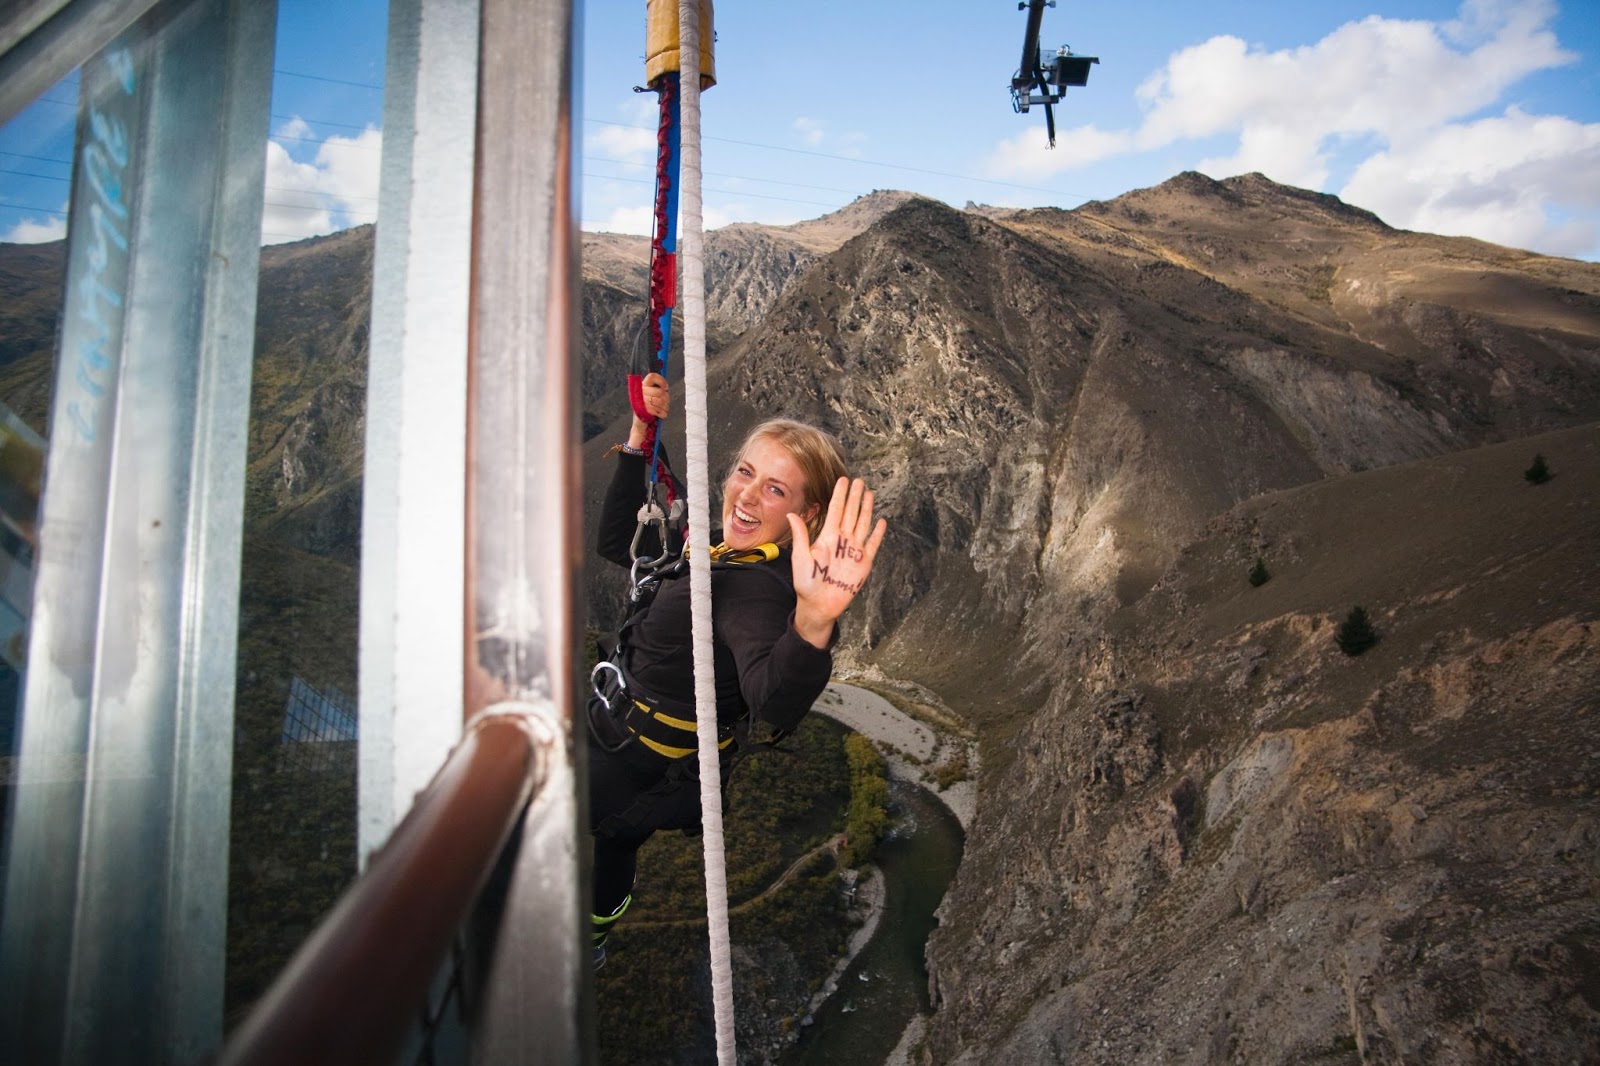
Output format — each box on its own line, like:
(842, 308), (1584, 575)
(587, 371), (887, 968)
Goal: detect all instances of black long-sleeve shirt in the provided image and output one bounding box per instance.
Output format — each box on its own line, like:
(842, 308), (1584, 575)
(598, 451), (832, 734)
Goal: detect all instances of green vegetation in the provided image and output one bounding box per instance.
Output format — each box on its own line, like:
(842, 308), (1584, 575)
(595, 849), (847, 1062)
(624, 716), (852, 920)
(1248, 556), (1271, 587)
(1335, 605), (1378, 657)
(842, 733), (889, 868)
(595, 715), (857, 1063)
(932, 746), (971, 791)
(1524, 452), (1552, 485)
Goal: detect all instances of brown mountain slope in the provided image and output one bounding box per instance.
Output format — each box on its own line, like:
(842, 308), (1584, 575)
(779, 188), (927, 253)
(1012, 172), (1600, 437)
(579, 192), (924, 346)
(245, 226), (378, 559)
(701, 224), (816, 336)
(572, 180), (1600, 1060)
(663, 183), (1600, 696)
(924, 422), (1600, 1064)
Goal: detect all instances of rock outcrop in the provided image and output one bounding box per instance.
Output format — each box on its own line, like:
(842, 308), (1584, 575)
(922, 424), (1600, 1063)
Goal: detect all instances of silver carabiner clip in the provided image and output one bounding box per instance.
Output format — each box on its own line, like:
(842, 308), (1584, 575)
(629, 496), (670, 572)
(590, 659), (624, 704)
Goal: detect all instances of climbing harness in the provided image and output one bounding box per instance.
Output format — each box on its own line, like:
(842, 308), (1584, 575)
(627, 481), (685, 603)
(589, 662), (735, 762)
(588, 540), (784, 760)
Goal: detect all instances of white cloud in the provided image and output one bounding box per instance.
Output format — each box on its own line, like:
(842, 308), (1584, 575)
(985, 124), (1135, 180)
(793, 117), (825, 147)
(584, 94), (659, 166)
(275, 115), (313, 142)
(586, 204), (655, 235)
(977, 0), (1595, 256)
(1444, 0), (1560, 45)
(1131, 2), (1572, 183)
(1341, 107), (1600, 257)
(2, 211), (67, 243)
(587, 121), (656, 163)
(262, 123), (382, 244)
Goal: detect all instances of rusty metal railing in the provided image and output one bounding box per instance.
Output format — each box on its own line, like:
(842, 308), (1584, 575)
(217, 706), (558, 1066)
(221, 0), (588, 1059)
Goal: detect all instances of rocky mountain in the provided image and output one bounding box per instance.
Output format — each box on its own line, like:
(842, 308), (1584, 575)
(649, 176), (1597, 661)
(3, 170), (1598, 1062)
(580, 189), (922, 368)
(583, 172), (1600, 1061)
(923, 422), (1600, 1063)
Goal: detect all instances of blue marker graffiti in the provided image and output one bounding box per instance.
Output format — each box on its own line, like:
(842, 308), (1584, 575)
(65, 47), (137, 444)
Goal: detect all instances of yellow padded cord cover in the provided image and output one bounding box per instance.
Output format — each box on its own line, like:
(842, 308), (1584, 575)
(645, 0), (716, 88)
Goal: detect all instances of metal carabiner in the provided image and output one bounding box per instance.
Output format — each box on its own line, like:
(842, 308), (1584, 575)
(628, 490), (671, 573)
(628, 558), (655, 603)
(590, 659), (624, 704)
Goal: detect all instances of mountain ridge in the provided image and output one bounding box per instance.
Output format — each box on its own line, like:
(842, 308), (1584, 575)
(3, 168), (1598, 1063)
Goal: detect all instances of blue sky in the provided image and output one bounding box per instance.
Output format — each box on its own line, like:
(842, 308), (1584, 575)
(2, 0), (1597, 258)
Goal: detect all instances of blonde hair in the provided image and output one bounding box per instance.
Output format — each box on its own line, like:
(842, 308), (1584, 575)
(727, 419), (848, 541)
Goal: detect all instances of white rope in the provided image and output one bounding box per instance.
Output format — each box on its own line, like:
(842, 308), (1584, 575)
(677, 3), (738, 1063)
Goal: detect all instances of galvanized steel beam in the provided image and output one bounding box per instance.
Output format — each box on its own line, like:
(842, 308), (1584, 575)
(0, 0), (163, 127)
(358, 0), (479, 868)
(0, 0), (275, 1061)
(463, 0), (590, 1059)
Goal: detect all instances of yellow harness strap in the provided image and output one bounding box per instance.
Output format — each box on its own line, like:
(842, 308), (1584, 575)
(629, 698), (735, 759)
(705, 540), (779, 564)
(620, 541), (778, 758)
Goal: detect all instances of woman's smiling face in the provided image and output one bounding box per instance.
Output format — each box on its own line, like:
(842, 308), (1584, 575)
(721, 435), (817, 550)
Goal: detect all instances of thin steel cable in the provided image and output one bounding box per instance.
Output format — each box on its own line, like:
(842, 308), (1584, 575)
(676, 3), (737, 1063)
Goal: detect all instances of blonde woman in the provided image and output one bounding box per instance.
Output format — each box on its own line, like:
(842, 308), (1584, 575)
(587, 372), (886, 967)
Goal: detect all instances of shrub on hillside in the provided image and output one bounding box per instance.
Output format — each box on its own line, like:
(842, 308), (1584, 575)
(1248, 557), (1271, 587)
(1524, 453), (1552, 485)
(933, 747), (970, 790)
(1335, 606), (1377, 657)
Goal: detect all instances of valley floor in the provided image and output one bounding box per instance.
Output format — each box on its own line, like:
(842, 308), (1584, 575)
(814, 682), (977, 830)
(806, 681), (975, 1065)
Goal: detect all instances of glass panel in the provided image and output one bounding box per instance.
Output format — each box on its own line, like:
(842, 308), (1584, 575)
(0, 1), (400, 1049)
(224, 0), (389, 1024)
(0, 69), (74, 1066)
(0, 71), (72, 853)
(0, 72), (74, 718)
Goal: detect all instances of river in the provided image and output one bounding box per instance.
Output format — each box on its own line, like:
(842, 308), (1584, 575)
(782, 778), (965, 1066)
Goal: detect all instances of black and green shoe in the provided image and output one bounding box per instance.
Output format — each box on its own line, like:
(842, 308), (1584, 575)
(591, 895), (631, 971)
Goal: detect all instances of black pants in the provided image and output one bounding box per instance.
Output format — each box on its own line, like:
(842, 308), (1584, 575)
(587, 728), (708, 918)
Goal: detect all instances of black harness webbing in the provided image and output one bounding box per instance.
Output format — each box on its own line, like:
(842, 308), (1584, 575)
(587, 543), (795, 762)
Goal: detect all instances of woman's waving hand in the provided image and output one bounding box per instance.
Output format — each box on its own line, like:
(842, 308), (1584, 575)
(787, 477), (887, 649)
